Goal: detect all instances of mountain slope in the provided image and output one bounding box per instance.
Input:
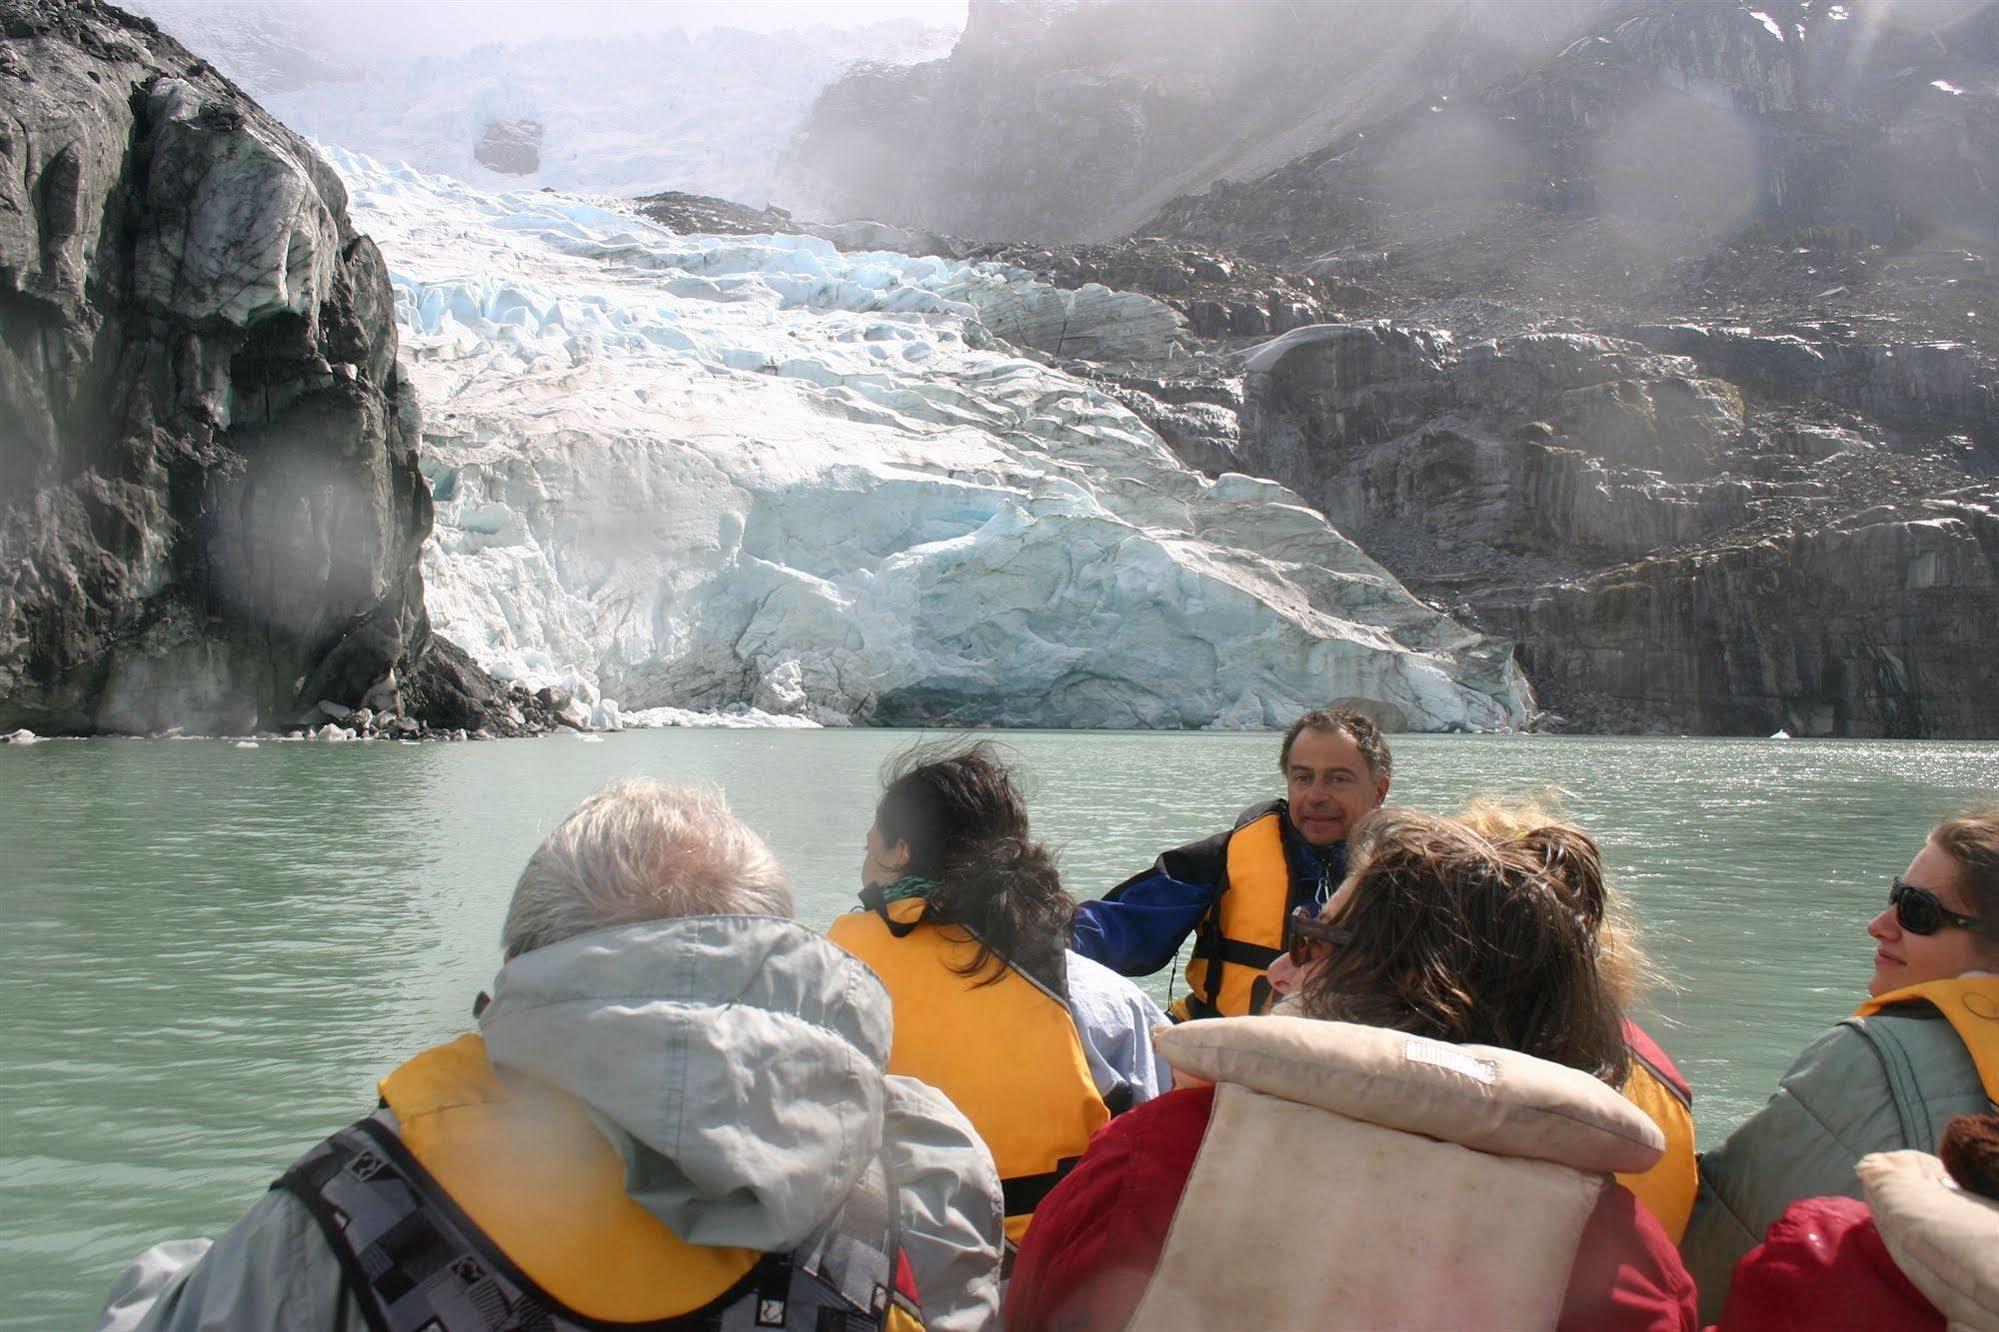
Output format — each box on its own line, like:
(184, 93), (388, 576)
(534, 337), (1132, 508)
(789, 0), (1605, 242)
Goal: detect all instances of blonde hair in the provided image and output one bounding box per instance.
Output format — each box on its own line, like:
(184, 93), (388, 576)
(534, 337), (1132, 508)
(1458, 795), (1659, 1010)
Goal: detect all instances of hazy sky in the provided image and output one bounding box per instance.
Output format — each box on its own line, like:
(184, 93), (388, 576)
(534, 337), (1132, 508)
(265, 0), (969, 48)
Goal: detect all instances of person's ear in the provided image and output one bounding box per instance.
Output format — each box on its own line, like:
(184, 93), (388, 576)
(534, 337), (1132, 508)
(884, 838), (911, 873)
(1373, 777), (1391, 808)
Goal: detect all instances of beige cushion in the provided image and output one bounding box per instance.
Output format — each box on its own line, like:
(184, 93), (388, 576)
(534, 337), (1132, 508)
(1128, 1082), (1604, 1332)
(1153, 1016), (1663, 1173)
(1860, 1150), (1999, 1332)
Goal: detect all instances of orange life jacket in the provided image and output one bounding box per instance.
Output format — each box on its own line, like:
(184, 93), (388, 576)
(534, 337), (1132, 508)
(830, 898), (1110, 1243)
(1855, 976), (1999, 1103)
(273, 1033), (924, 1330)
(1170, 811), (1291, 1021)
(1615, 1023), (1697, 1243)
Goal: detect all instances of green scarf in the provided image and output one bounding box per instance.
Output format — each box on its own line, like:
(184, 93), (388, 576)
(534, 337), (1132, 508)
(876, 875), (939, 904)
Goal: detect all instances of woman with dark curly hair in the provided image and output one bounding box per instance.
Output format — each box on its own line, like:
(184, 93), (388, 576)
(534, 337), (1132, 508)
(1006, 808), (1697, 1332)
(829, 742), (1167, 1247)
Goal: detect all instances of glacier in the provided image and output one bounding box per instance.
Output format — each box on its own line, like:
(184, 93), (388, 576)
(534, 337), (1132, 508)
(326, 149), (1534, 732)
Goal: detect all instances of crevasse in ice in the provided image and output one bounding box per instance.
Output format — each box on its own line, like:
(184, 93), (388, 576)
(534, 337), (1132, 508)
(326, 148), (1534, 732)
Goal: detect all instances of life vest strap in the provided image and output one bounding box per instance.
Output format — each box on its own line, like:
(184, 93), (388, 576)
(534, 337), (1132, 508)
(1000, 1156), (1084, 1219)
(1176, 993), (1222, 1023)
(1192, 938), (1284, 970)
(273, 1133), (397, 1332)
(275, 1116), (797, 1331)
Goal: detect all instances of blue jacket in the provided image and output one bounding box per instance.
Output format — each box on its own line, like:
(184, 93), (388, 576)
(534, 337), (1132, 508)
(1071, 799), (1348, 978)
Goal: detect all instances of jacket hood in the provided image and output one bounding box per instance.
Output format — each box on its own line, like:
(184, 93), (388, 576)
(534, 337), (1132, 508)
(477, 915), (894, 1252)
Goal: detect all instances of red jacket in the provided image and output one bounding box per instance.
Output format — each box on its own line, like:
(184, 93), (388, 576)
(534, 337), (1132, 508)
(1007, 1084), (1698, 1332)
(1712, 1195), (1942, 1332)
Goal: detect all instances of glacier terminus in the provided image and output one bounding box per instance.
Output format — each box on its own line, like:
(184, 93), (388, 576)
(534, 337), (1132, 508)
(330, 149), (1534, 733)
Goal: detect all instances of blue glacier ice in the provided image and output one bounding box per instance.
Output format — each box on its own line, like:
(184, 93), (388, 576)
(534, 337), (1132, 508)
(326, 148), (1534, 732)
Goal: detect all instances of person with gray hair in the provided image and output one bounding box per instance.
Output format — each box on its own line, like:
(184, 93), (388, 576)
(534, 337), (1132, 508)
(97, 778), (1005, 1332)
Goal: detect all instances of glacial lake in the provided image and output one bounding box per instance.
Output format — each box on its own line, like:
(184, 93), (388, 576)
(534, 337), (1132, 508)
(5, 729), (1999, 1326)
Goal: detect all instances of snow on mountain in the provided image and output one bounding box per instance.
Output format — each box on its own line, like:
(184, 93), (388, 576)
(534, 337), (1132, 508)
(131, 3), (952, 204)
(326, 148), (1534, 732)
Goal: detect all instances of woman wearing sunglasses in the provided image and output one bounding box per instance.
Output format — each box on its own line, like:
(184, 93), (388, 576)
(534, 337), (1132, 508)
(1005, 808), (1698, 1332)
(1682, 807), (1999, 1324)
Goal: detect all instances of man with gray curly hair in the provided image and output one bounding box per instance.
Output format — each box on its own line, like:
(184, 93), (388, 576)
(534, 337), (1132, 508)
(100, 779), (1004, 1332)
(501, 779), (796, 956)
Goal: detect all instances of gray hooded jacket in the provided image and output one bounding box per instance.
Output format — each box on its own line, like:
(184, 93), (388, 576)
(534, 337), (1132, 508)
(1683, 1002), (1991, 1325)
(97, 917), (1004, 1332)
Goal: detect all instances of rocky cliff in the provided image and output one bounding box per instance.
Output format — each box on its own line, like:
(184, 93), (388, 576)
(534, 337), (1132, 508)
(1147, 1), (1998, 336)
(1236, 322), (1998, 736)
(0, 0), (517, 735)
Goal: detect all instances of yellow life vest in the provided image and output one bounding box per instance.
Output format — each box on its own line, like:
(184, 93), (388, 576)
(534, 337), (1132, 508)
(1855, 976), (1999, 1103)
(284, 1033), (923, 1330)
(379, 1033), (763, 1322)
(1170, 811), (1292, 1021)
(829, 899), (1111, 1243)
(1615, 1043), (1697, 1243)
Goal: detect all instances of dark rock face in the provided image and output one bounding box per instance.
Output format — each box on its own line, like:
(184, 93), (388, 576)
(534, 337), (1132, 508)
(474, 117), (542, 175)
(1513, 504), (1999, 739)
(634, 190), (803, 237)
(0, 0), (513, 735)
(1239, 323), (1999, 737)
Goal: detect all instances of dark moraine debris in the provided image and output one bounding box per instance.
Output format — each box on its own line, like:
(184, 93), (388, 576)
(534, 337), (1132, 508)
(0, 0), (528, 735)
(474, 117), (542, 175)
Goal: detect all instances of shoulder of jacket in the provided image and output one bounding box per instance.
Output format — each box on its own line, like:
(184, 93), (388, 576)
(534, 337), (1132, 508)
(1232, 798), (1284, 831)
(1843, 1003), (1981, 1068)
(1748, 1022), (1899, 1129)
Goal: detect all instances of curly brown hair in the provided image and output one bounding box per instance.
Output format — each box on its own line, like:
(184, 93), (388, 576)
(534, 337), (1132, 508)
(1278, 705), (1392, 783)
(1295, 807), (1631, 1086)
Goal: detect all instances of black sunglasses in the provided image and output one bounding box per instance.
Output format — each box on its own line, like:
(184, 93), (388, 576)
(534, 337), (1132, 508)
(1287, 905), (1354, 962)
(1891, 878), (1983, 936)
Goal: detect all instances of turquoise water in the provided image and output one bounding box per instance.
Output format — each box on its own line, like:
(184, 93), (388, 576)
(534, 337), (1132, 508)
(4, 730), (1997, 1327)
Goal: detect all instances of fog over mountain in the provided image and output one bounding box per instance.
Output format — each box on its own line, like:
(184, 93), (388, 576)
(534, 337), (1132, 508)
(129, 0), (957, 202)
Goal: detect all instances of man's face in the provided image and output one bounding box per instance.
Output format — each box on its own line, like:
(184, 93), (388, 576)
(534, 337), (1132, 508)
(1283, 727), (1390, 849)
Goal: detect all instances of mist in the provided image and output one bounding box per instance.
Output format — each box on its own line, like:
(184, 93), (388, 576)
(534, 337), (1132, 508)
(129, 0), (969, 64)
